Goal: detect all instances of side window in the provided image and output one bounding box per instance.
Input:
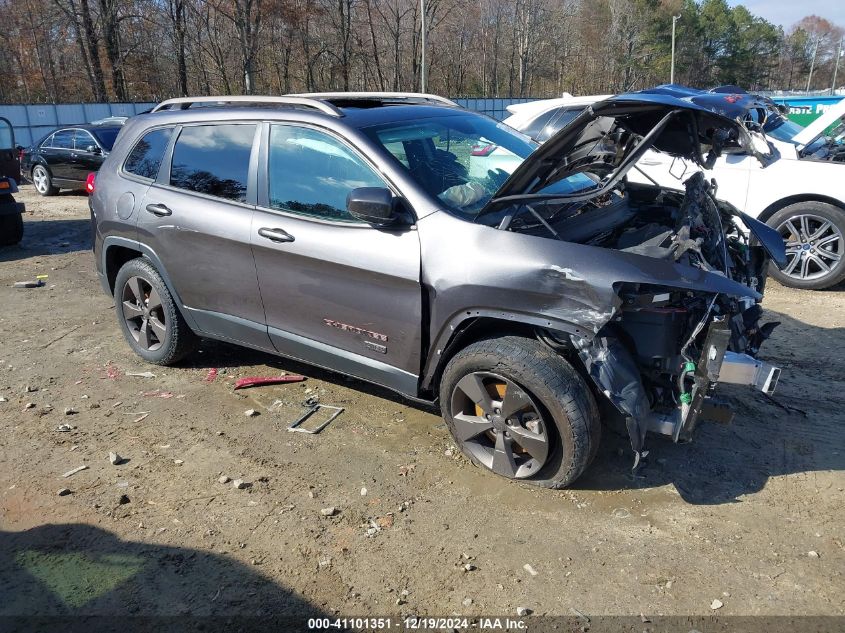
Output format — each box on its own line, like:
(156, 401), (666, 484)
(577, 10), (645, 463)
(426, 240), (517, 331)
(73, 130), (97, 151)
(536, 108), (583, 142)
(268, 125), (386, 222)
(169, 124), (255, 202)
(50, 130), (75, 150)
(40, 134), (54, 148)
(521, 109), (558, 139)
(0, 120), (12, 149)
(124, 128), (173, 180)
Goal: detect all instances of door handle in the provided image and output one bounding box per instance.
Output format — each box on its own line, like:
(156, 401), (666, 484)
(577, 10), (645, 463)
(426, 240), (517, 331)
(258, 227), (295, 243)
(146, 203), (172, 217)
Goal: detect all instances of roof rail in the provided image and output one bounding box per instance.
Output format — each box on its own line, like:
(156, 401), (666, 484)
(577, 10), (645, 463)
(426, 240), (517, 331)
(150, 95), (343, 117)
(290, 92), (460, 107)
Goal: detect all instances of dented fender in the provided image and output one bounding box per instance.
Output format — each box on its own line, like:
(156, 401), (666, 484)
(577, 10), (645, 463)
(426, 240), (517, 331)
(417, 211), (762, 390)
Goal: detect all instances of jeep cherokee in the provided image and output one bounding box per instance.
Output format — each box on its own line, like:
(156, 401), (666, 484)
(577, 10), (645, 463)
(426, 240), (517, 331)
(90, 92), (786, 488)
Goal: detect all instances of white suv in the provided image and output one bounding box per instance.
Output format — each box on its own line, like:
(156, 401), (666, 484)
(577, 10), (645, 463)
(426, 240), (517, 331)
(506, 88), (845, 290)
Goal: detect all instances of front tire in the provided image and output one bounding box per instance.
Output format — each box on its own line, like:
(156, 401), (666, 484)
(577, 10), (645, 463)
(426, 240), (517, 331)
(439, 336), (600, 489)
(767, 202), (845, 290)
(114, 258), (198, 365)
(32, 164), (58, 196)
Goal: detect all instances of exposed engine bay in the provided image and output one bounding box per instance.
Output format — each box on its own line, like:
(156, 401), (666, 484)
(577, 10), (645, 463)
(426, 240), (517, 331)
(802, 120), (845, 162)
(492, 169), (782, 465)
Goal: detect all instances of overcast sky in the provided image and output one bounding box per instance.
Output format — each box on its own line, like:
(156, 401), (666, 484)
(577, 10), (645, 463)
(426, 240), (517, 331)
(727, 0), (845, 29)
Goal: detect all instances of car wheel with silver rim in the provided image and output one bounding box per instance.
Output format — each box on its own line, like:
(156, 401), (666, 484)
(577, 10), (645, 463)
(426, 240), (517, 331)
(767, 202), (845, 290)
(32, 164), (58, 196)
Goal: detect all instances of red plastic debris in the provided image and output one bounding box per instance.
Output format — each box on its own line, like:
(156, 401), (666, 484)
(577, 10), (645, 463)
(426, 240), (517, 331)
(233, 375), (306, 390)
(205, 368), (218, 382)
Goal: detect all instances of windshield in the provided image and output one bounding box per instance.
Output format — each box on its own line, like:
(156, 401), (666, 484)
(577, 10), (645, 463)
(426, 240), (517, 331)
(92, 127), (121, 151)
(362, 113), (535, 215)
(763, 115), (804, 145)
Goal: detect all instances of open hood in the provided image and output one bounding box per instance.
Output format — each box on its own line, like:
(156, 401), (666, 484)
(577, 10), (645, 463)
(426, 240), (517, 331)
(791, 98), (845, 148)
(486, 91), (775, 211)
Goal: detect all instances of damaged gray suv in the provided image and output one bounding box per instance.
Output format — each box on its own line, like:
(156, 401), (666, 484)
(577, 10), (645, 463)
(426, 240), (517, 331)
(91, 91), (786, 488)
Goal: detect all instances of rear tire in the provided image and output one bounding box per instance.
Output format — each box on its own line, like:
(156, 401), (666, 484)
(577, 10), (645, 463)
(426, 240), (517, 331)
(439, 335), (600, 489)
(114, 258), (199, 365)
(32, 164), (58, 196)
(767, 202), (845, 290)
(0, 208), (23, 246)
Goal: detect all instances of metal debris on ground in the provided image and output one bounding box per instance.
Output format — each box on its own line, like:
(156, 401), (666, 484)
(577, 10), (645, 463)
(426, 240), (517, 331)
(62, 465), (89, 478)
(233, 375), (306, 390)
(13, 277), (46, 288)
(143, 390), (174, 398)
(287, 403), (343, 434)
(126, 371), (156, 378)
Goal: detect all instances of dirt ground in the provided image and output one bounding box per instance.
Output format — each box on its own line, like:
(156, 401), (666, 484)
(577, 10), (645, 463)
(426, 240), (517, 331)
(1, 185), (844, 626)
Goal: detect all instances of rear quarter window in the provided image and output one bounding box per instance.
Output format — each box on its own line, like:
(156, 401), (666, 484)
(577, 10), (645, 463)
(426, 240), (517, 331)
(124, 128), (173, 180)
(169, 124), (256, 202)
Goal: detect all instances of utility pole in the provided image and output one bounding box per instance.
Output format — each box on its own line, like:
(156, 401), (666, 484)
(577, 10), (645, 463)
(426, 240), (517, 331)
(670, 14), (681, 84)
(806, 36), (819, 92)
(832, 38), (843, 95)
(420, 0), (427, 92)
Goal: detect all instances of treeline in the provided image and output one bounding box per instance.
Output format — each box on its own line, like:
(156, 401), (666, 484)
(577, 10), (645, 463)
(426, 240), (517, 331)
(0, 0), (843, 103)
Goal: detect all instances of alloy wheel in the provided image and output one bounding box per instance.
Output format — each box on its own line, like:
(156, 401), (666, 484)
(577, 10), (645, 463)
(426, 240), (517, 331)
(449, 372), (551, 478)
(777, 213), (843, 281)
(121, 276), (167, 351)
(33, 166), (49, 194)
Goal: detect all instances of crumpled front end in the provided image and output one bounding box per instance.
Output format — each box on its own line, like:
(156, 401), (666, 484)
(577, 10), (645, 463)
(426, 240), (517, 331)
(565, 173), (783, 466)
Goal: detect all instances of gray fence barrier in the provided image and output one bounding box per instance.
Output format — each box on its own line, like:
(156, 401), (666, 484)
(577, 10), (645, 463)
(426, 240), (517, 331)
(0, 97), (538, 148)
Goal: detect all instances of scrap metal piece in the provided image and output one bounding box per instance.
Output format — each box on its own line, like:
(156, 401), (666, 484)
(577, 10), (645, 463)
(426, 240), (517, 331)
(234, 375), (306, 390)
(717, 352), (781, 395)
(287, 404), (344, 434)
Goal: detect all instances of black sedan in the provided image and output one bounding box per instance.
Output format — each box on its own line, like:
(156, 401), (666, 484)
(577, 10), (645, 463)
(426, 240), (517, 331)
(20, 123), (122, 196)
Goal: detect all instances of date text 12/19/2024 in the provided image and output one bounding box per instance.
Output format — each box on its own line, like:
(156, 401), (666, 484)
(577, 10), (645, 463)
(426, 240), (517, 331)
(308, 617), (528, 630)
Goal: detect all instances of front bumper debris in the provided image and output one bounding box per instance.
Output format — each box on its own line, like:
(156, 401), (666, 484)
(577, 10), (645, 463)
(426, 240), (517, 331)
(646, 317), (780, 442)
(718, 351), (780, 395)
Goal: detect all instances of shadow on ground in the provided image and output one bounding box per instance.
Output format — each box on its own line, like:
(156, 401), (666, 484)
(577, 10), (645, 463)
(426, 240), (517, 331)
(573, 306), (845, 505)
(181, 305), (845, 507)
(0, 218), (92, 261)
(0, 523), (329, 628)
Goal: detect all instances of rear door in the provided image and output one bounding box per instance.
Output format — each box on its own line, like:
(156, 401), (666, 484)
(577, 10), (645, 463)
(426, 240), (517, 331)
(251, 122), (422, 393)
(137, 121), (270, 350)
(42, 129), (76, 180)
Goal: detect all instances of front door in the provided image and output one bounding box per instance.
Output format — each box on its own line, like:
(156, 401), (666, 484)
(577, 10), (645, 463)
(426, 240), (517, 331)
(70, 129), (106, 183)
(251, 122), (423, 394)
(136, 121), (271, 350)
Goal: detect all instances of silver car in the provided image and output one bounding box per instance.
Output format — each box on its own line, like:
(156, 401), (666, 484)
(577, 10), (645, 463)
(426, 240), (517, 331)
(90, 92), (786, 488)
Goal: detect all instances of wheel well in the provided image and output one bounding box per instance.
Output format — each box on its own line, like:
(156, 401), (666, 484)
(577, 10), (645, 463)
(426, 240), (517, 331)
(757, 194), (845, 224)
(105, 245), (143, 293)
(426, 317), (541, 396)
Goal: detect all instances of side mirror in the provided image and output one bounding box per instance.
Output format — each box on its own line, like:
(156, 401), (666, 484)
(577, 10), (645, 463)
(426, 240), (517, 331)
(346, 187), (399, 226)
(86, 145), (102, 155)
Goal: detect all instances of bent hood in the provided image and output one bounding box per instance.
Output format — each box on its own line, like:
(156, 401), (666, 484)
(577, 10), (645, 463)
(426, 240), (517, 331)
(791, 97), (845, 148)
(487, 91), (776, 208)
